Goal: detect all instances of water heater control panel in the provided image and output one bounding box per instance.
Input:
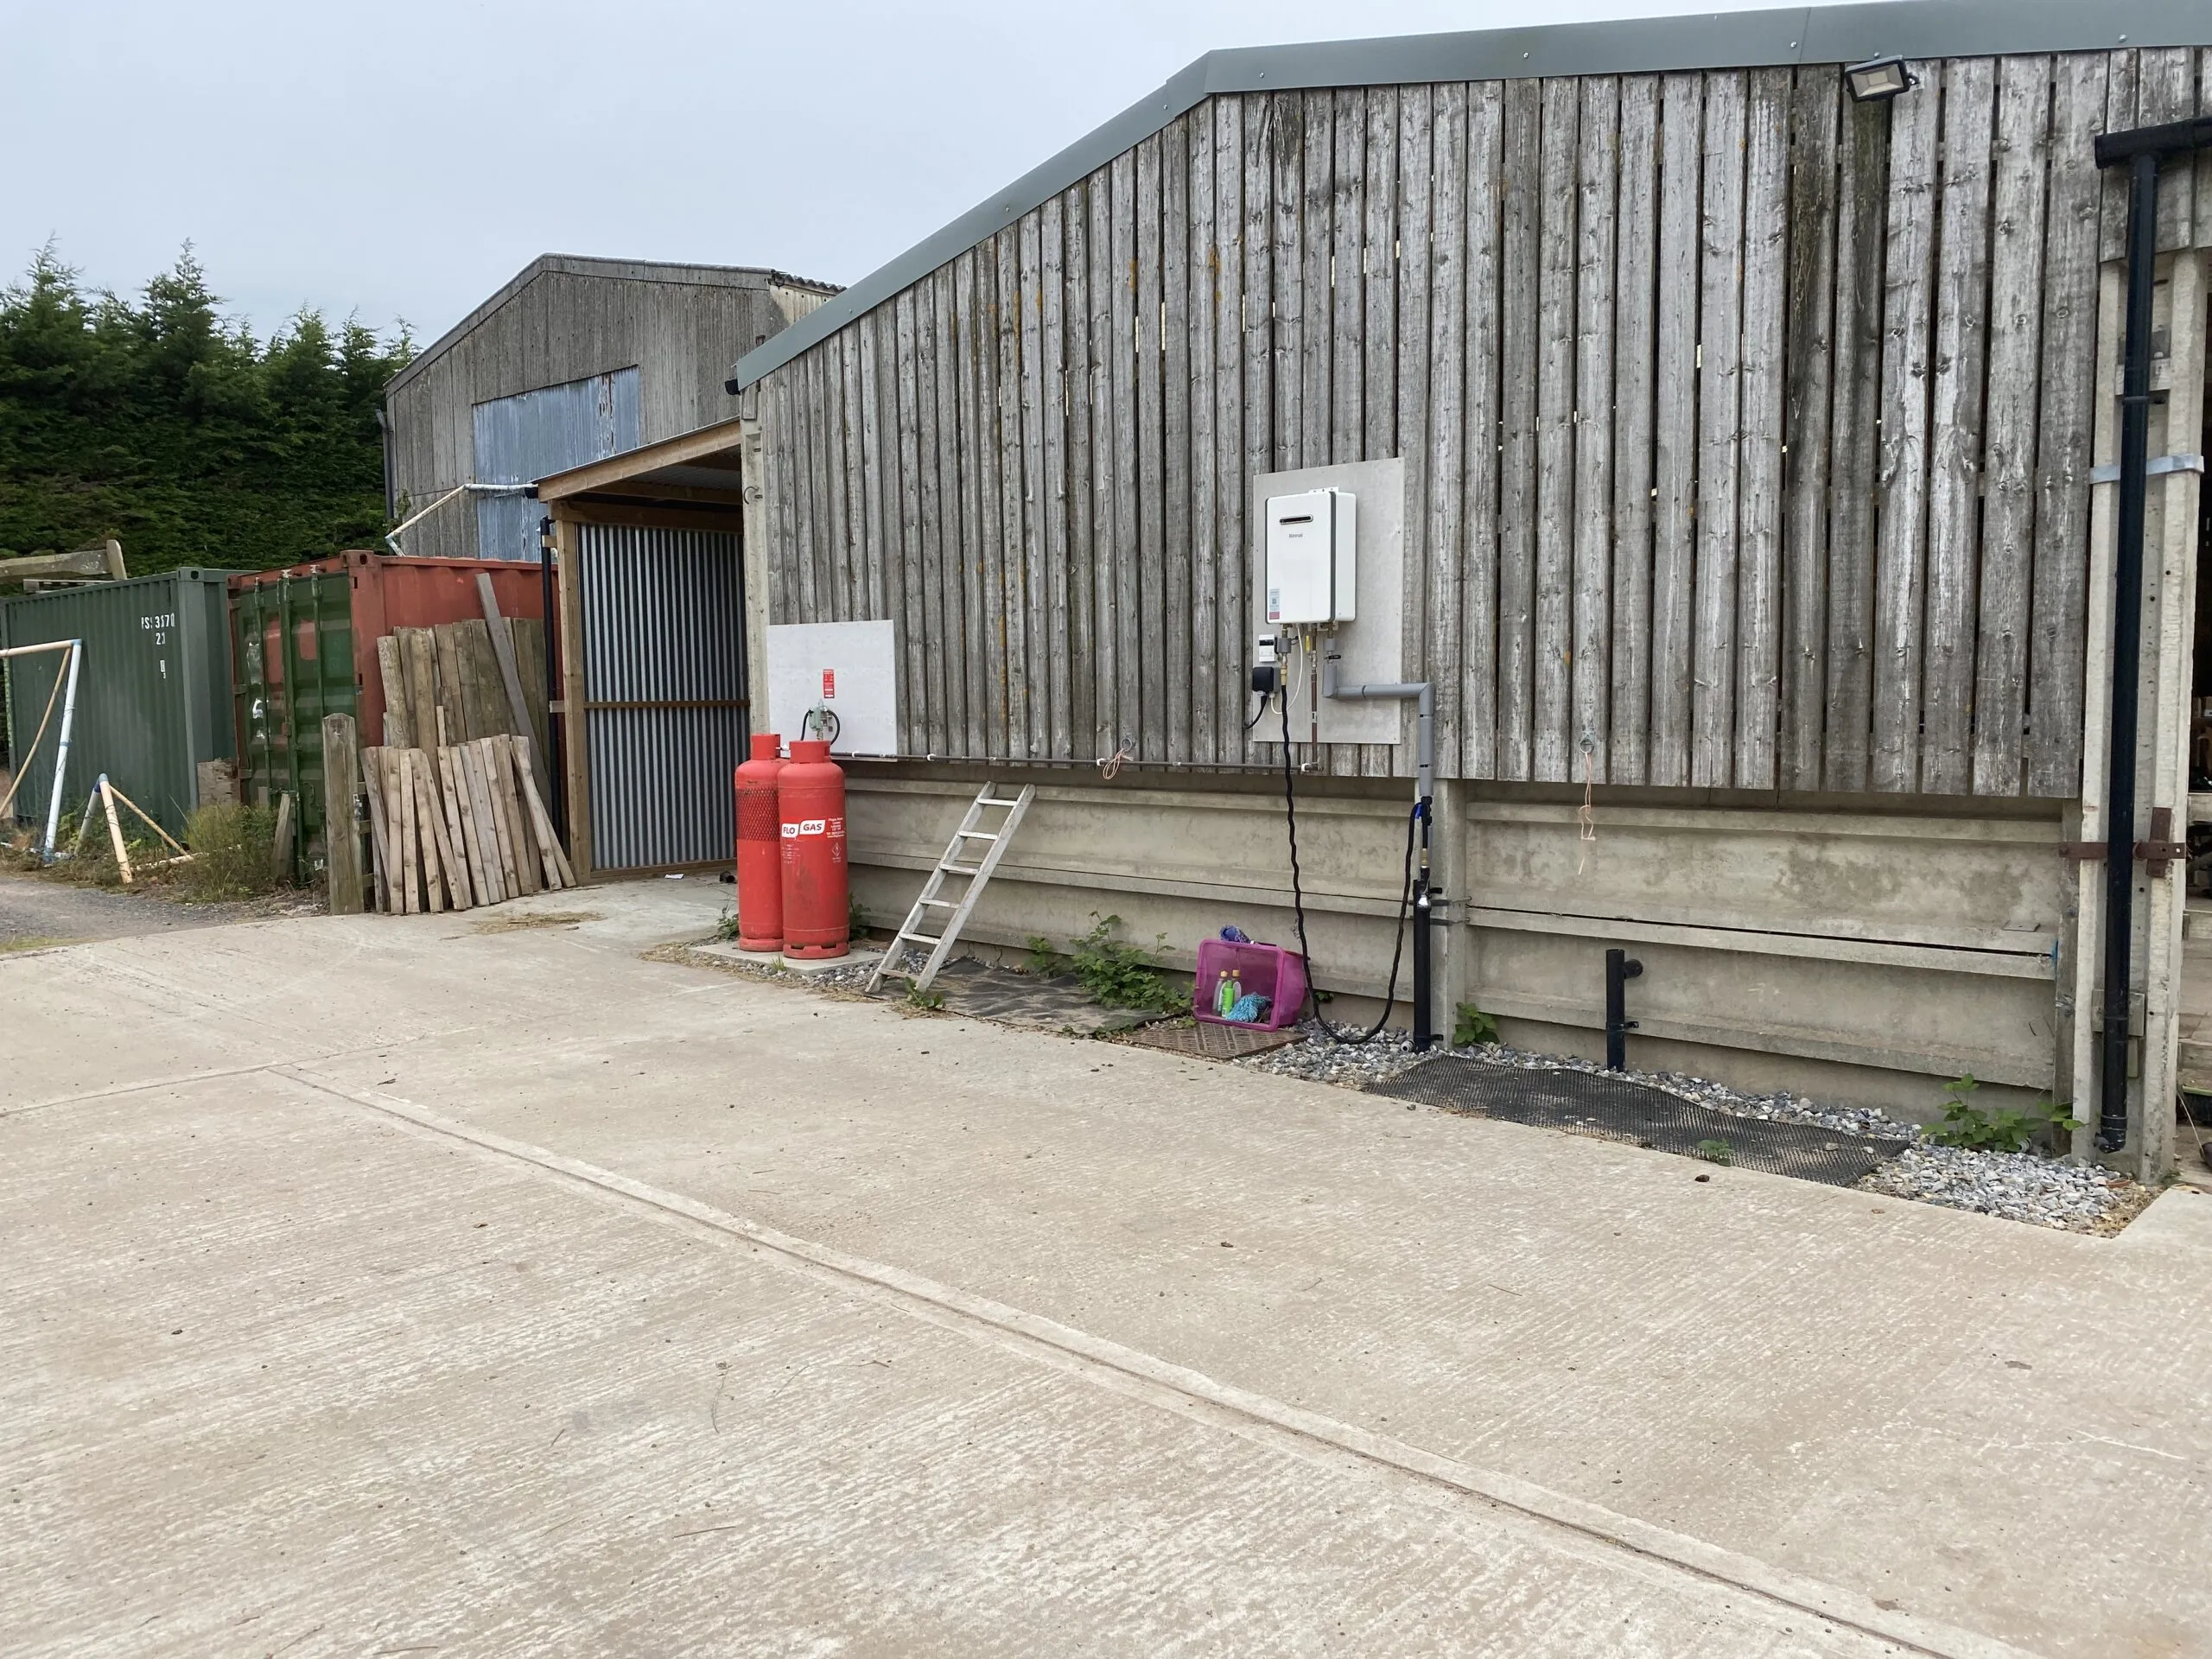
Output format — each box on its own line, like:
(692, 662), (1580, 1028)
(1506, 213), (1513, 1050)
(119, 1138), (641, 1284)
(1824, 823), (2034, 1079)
(1264, 486), (1357, 626)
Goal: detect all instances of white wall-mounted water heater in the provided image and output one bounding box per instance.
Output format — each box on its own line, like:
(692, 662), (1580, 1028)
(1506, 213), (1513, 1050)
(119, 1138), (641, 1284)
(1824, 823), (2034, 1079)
(1264, 487), (1357, 626)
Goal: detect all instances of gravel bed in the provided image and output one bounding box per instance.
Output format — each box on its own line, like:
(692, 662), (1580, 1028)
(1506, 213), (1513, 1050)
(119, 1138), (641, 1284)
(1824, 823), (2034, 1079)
(654, 940), (883, 995)
(1235, 1025), (1431, 1088)
(1861, 1143), (2152, 1234)
(1240, 1030), (2150, 1234)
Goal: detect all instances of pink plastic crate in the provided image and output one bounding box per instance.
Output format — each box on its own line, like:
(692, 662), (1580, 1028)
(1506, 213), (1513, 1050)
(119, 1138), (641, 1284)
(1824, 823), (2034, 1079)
(1193, 938), (1307, 1031)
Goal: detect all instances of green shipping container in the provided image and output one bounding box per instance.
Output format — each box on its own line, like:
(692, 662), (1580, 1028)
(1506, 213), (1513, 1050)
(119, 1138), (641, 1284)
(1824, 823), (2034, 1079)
(228, 558), (356, 881)
(228, 552), (550, 883)
(1, 570), (235, 844)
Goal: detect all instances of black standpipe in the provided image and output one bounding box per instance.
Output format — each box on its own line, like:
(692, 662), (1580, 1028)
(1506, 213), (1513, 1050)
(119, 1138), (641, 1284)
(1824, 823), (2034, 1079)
(1321, 657), (1436, 1052)
(1411, 798), (1433, 1052)
(1605, 948), (1643, 1071)
(2088, 115), (2212, 1154)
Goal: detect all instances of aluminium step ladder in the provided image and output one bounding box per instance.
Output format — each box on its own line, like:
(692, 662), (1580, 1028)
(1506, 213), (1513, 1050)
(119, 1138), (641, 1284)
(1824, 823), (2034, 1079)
(865, 782), (1036, 995)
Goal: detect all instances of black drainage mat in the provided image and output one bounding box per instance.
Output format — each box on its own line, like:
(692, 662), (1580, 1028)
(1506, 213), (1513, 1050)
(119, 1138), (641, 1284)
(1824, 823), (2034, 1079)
(923, 959), (1162, 1035)
(1370, 1057), (1914, 1188)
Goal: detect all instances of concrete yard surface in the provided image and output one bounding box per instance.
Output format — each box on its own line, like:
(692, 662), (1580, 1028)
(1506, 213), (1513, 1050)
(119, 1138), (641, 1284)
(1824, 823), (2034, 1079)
(4, 883), (2209, 1657)
(0, 868), (301, 952)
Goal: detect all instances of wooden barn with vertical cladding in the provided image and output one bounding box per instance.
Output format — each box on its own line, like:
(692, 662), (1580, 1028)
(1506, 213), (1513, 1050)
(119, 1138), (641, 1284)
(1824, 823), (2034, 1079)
(382, 255), (835, 563)
(541, 0), (2212, 1175)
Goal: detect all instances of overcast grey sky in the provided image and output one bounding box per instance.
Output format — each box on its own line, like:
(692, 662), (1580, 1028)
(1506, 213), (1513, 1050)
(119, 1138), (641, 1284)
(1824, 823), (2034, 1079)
(5, 0), (1769, 346)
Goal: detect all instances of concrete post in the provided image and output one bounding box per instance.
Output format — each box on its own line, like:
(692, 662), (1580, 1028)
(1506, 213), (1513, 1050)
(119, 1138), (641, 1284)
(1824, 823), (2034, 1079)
(1433, 779), (1472, 1046)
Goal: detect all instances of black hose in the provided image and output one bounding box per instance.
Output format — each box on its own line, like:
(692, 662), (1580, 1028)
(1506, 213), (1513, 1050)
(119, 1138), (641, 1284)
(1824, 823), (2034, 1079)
(1278, 678), (1418, 1046)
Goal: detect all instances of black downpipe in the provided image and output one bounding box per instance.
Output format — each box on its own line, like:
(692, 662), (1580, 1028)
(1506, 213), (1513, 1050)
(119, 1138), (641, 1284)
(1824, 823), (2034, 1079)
(2095, 150), (2161, 1154)
(537, 516), (567, 843)
(734, 461), (752, 752)
(1605, 948), (1643, 1072)
(1411, 802), (1433, 1052)
(2087, 115), (2212, 1154)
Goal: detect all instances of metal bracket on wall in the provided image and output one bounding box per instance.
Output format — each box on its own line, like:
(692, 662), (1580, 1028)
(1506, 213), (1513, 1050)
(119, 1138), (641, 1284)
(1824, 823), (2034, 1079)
(2090, 452), (2205, 485)
(2088, 991), (2149, 1039)
(2061, 807), (2190, 875)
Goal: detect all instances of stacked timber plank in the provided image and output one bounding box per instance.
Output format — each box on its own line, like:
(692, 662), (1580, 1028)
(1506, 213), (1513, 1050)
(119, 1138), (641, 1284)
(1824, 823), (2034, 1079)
(374, 614), (548, 762)
(355, 585), (567, 914)
(359, 736), (572, 913)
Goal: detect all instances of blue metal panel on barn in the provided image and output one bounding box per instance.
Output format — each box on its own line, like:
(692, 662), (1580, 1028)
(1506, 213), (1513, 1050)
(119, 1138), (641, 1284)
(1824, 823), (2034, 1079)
(471, 369), (642, 562)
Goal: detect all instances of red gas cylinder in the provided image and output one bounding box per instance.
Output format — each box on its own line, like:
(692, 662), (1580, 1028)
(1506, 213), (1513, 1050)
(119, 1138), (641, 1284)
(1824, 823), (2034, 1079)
(733, 734), (786, 950)
(779, 738), (849, 959)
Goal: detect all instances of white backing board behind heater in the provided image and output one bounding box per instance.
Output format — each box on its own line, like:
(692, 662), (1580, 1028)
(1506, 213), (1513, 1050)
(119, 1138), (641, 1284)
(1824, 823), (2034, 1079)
(765, 620), (899, 755)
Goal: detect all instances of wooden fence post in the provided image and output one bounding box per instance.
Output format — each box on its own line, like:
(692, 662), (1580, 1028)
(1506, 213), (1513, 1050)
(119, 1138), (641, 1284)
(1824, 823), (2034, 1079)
(321, 715), (364, 915)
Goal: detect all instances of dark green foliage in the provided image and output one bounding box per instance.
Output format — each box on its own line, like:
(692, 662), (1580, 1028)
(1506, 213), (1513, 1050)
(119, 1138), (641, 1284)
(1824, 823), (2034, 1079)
(1927, 1074), (2082, 1154)
(1066, 913), (1179, 1013)
(0, 245), (411, 574)
(1452, 1002), (1500, 1046)
(1023, 934), (1069, 976)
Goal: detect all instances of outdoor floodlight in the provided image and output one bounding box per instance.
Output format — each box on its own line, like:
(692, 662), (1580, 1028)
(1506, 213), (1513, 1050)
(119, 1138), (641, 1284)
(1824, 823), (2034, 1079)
(1845, 55), (1916, 103)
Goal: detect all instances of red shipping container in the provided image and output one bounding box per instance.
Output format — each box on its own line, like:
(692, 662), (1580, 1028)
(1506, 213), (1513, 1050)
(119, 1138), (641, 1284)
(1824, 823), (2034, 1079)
(228, 551), (552, 873)
(228, 550), (548, 753)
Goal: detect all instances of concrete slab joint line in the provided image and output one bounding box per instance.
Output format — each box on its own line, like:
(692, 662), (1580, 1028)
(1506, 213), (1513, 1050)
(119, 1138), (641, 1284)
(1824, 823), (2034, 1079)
(270, 1060), (2044, 1659)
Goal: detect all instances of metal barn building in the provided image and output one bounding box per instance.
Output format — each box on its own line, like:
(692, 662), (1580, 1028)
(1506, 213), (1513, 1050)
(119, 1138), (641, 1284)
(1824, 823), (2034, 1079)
(540, 0), (2212, 1180)
(381, 256), (836, 563)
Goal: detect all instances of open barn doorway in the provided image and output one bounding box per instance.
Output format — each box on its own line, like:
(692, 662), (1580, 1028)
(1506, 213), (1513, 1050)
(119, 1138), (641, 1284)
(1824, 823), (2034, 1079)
(532, 418), (758, 883)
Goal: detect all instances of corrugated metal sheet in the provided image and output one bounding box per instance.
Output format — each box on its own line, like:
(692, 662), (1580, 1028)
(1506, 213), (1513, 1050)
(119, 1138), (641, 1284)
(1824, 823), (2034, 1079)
(3, 571), (233, 841)
(579, 523), (747, 869)
(471, 369), (641, 560)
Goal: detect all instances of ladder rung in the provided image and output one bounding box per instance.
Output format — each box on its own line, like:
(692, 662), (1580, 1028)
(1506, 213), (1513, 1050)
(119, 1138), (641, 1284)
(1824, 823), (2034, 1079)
(885, 785), (1027, 989)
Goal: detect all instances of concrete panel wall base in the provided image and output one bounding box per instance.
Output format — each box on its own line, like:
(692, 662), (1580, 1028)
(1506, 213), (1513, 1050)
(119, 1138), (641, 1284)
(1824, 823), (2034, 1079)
(846, 765), (2066, 1125)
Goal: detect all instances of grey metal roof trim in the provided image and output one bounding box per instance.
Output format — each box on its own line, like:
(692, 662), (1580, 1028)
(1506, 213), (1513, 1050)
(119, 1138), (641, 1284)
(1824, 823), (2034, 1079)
(391, 253), (840, 397)
(727, 0), (2207, 393)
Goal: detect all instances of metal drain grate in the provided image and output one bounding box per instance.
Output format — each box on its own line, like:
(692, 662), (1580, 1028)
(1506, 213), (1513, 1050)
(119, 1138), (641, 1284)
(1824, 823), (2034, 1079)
(1371, 1057), (1913, 1188)
(1122, 1021), (1305, 1061)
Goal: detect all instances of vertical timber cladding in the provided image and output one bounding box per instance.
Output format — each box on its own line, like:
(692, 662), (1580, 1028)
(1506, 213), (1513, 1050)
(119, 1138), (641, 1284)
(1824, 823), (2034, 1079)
(577, 524), (747, 869)
(754, 48), (2189, 794)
